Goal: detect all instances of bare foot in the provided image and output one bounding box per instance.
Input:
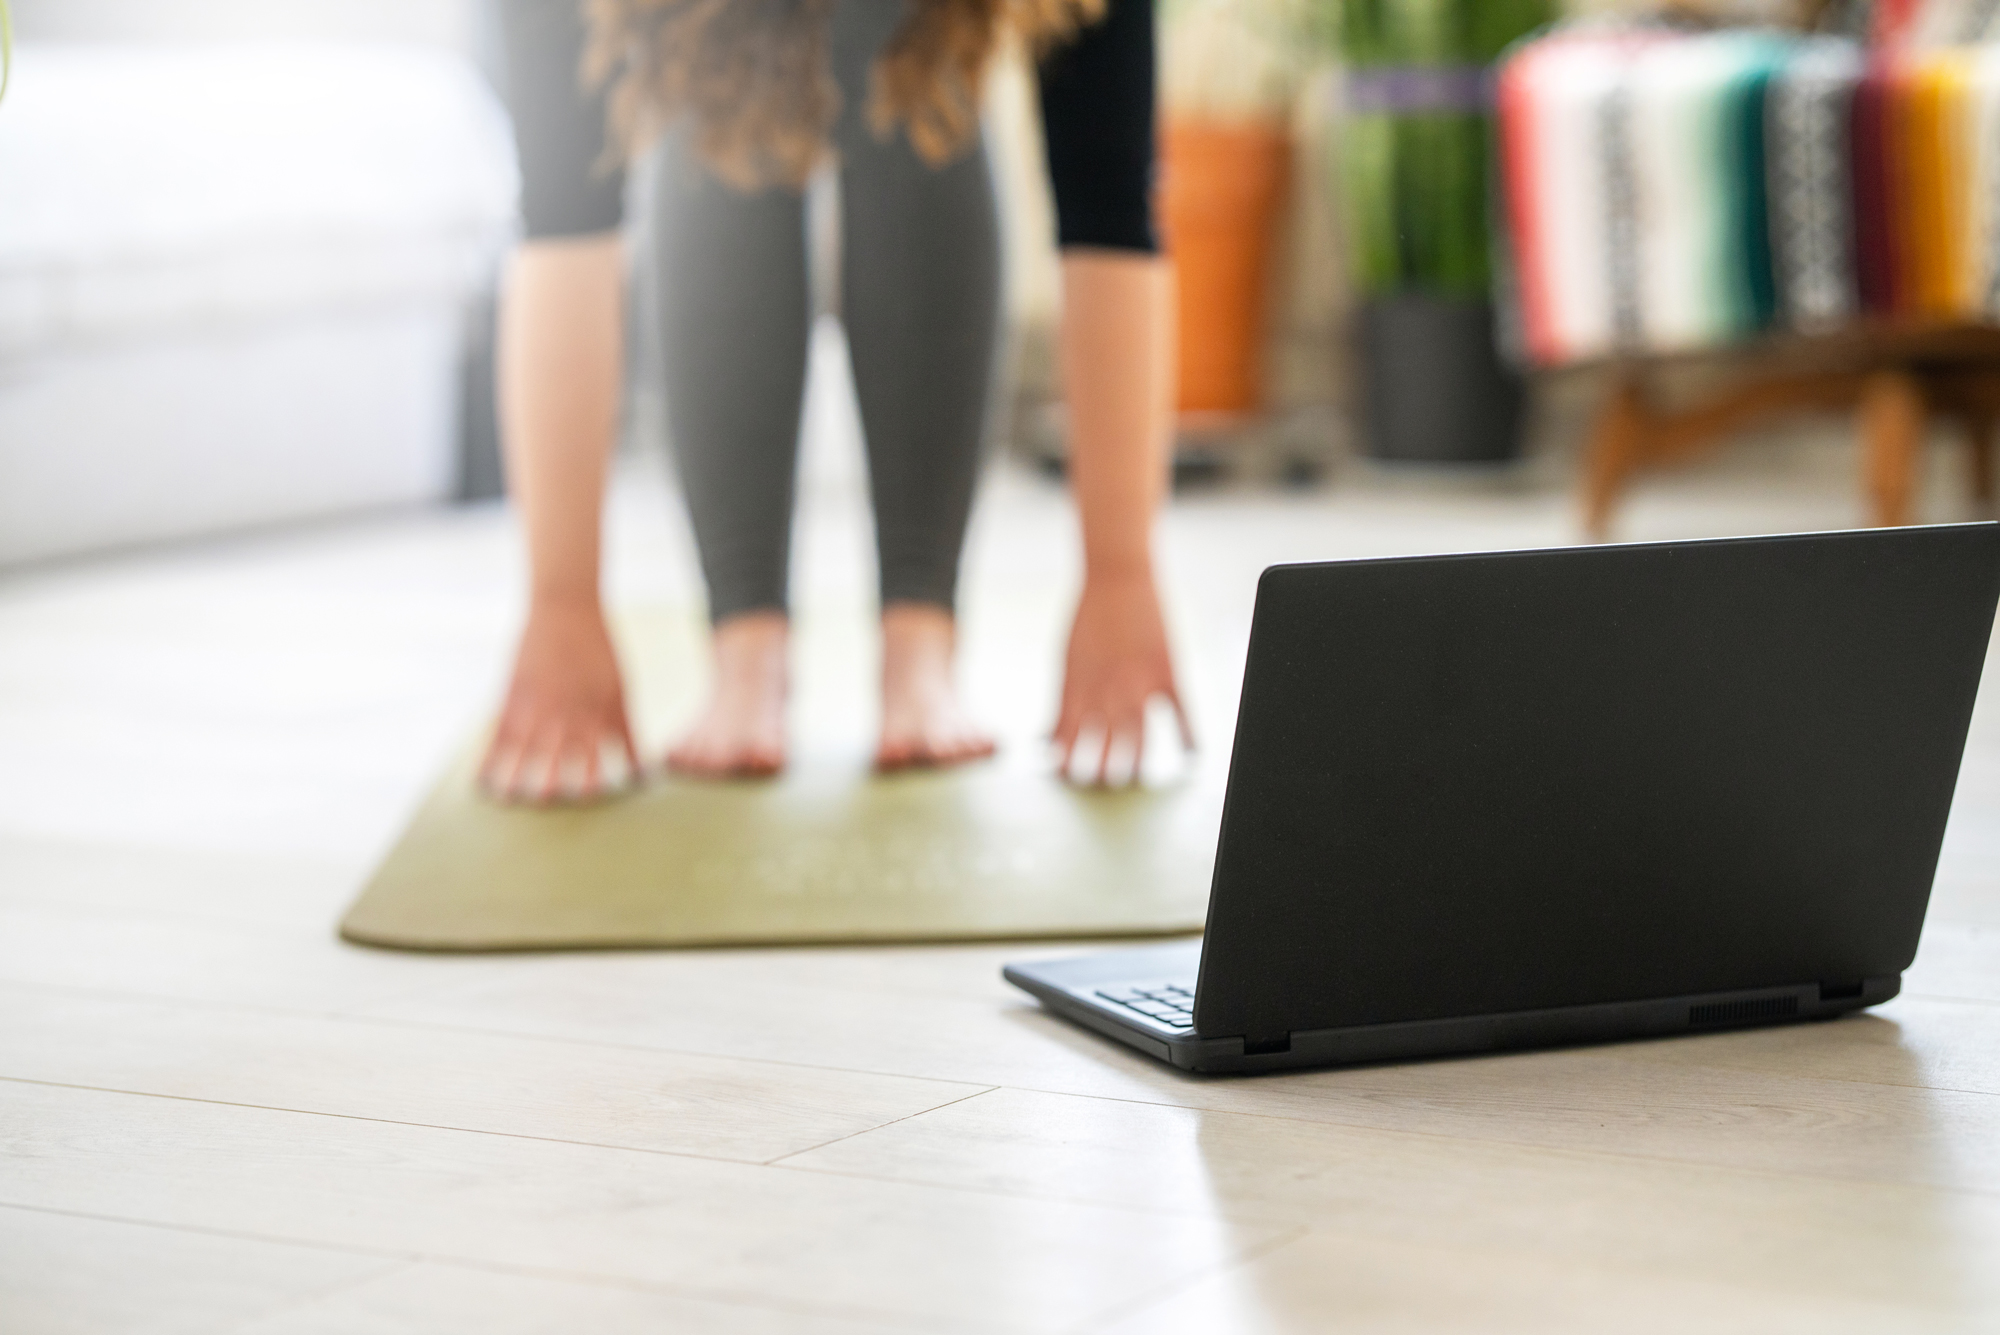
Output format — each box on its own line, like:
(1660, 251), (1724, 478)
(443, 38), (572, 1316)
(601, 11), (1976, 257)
(666, 611), (789, 778)
(876, 603), (997, 772)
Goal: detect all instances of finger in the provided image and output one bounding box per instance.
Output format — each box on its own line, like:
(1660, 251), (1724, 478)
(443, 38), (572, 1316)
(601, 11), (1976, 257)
(1129, 704), (1148, 784)
(598, 732), (632, 793)
(1050, 704), (1082, 773)
(1050, 690), (1083, 750)
(477, 737), (512, 794)
(556, 731), (596, 804)
(1167, 687), (1196, 752)
(614, 713), (642, 785)
(1110, 706), (1145, 787)
(537, 726), (575, 805)
(1064, 723), (1096, 787)
(578, 731), (603, 801)
(566, 730), (605, 802)
(495, 730), (542, 804)
(478, 714), (525, 792)
(1064, 718), (1102, 785)
(1094, 719), (1116, 788)
(509, 724), (556, 805)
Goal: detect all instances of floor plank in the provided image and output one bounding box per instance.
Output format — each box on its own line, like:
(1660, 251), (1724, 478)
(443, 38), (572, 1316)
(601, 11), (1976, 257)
(1087, 1229), (1984, 1335)
(1628, 995), (2000, 1095)
(356, 949), (2000, 1192)
(236, 1262), (925, 1335)
(0, 985), (987, 1164)
(0, 1205), (394, 1335)
(0, 905), (516, 1016)
(0, 836), (366, 932)
(779, 1085), (2000, 1312)
(0, 1082), (1286, 1334)
(1903, 922), (2000, 1003)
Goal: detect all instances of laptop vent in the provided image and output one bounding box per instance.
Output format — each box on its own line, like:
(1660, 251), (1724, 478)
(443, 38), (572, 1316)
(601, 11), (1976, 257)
(1688, 995), (1798, 1028)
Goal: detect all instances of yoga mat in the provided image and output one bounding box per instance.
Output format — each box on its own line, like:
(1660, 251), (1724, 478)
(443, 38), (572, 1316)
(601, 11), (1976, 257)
(341, 608), (1223, 951)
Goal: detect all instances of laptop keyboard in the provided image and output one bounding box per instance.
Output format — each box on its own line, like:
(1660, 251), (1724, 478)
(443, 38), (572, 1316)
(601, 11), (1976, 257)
(1097, 981), (1197, 1030)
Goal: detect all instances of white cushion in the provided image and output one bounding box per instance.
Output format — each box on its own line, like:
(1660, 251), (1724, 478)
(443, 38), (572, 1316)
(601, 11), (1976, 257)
(0, 42), (518, 356)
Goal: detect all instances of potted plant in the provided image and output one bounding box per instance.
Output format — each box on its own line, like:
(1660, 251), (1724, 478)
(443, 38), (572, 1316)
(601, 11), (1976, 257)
(1339, 0), (1553, 463)
(1159, 0), (1315, 419)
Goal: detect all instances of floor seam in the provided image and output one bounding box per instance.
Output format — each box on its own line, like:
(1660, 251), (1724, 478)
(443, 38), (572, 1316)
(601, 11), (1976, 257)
(211, 1257), (414, 1335)
(0, 1201), (959, 1334)
(763, 1085), (1002, 1166)
(0, 978), (998, 1094)
(0, 1075), (823, 1169)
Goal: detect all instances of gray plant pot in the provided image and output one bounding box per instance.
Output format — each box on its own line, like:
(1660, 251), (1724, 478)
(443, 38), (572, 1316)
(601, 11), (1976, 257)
(1358, 294), (1524, 464)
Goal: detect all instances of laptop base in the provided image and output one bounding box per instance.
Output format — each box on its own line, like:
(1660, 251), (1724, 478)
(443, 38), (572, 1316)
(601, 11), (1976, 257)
(1004, 944), (1897, 1074)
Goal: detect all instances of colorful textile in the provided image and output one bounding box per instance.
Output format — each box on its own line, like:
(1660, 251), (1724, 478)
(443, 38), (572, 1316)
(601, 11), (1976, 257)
(1495, 31), (1660, 364)
(1626, 32), (1786, 353)
(1495, 24), (2000, 366)
(1767, 38), (1861, 330)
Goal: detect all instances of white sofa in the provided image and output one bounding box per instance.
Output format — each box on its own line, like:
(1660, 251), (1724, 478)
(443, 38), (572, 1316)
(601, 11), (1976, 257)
(0, 42), (516, 565)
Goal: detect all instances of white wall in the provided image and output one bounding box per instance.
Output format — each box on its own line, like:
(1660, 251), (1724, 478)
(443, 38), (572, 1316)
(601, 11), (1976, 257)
(9, 0), (475, 49)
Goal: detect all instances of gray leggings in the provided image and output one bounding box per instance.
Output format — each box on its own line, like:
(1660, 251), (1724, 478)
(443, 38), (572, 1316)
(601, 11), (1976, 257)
(493, 0), (1000, 621)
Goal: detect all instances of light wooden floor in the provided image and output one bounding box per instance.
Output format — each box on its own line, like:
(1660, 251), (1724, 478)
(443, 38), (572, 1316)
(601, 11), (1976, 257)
(5, 386), (2000, 1332)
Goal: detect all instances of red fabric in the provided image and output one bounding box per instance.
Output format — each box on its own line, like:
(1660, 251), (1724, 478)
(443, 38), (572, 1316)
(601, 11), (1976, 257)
(1869, 0), (1925, 50)
(1496, 51), (1556, 364)
(1850, 57), (1900, 314)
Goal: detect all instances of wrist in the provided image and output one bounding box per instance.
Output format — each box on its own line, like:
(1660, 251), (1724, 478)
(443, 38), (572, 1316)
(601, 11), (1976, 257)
(527, 587), (603, 616)
(1082, 555), (1155, 587)
(1080, 551), (1160, 579)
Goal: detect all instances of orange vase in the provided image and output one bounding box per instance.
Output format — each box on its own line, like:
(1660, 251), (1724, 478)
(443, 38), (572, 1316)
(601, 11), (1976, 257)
(1161, 119), (1292, 416)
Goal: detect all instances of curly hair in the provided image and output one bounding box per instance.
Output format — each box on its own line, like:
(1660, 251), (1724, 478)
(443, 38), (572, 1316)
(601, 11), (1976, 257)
(583, 0), (1105, 189)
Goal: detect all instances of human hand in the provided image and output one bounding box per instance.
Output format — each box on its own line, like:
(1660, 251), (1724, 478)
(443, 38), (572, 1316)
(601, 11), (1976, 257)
(479, 600), (640, 804)
(1053, 571), (1193, 786)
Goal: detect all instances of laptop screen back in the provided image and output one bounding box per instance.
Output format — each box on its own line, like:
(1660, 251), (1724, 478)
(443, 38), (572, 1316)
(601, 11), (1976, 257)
(1194, 525), (2000, 1044)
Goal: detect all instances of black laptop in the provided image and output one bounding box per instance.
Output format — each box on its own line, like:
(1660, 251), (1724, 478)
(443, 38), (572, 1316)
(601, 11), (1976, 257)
(1006, 524), (2000, 1073)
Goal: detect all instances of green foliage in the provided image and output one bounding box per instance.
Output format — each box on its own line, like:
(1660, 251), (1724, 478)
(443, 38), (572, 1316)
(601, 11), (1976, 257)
(1342, 113), (1494, 297)
(1339, 0), (1554, 65)
(1336, 0), (1554, 297)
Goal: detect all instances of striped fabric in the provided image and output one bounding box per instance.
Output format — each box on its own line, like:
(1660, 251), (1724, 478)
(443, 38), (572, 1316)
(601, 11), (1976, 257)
(1495, 24), (2000, 366)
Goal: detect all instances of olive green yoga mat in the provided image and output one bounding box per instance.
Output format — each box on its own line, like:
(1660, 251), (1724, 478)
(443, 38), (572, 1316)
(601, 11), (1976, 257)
(341, 608), (1221, 951)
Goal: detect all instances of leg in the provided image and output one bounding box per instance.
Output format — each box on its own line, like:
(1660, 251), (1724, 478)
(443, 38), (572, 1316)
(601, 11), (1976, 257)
(831, 0), (1003, 768)
(1859, 367), (1925, 527)
(645, 129), (813, 775)
(1581, 368), (1649, 542)
(1965, 409), (1994, 510)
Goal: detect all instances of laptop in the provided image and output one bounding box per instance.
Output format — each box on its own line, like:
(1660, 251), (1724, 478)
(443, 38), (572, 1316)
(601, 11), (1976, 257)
(1006, 523), (2000, 1074)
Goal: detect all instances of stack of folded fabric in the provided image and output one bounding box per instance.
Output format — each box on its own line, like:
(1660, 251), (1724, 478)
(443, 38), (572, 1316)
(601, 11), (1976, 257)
(1495, 22), (2000, 368)
(1766, 37), (1863, 330)
(1496, 29), (1658, 366)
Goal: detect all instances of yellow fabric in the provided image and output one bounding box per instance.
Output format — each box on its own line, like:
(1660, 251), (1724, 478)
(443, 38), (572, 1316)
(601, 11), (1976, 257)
(1902, 53), (1962, 318)
(1932, 50), (1978, 316)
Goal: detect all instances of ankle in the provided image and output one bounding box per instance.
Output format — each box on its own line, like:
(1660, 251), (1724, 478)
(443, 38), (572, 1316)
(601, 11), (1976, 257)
(713, 608), (788, 640)
(881, 601), (955, 649)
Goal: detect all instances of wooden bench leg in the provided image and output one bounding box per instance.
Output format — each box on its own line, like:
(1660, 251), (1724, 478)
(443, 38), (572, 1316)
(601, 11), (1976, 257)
(1582, 371), (1648, 541)
(1965, 410), (1995, 511)
(1859, 369), (1925, 527)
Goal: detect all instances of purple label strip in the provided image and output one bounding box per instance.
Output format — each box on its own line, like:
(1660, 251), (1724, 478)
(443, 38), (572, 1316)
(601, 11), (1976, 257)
(1345, 65), (1492, 114)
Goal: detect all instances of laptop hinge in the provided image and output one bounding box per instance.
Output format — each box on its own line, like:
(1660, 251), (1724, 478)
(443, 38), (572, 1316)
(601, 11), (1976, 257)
(1242, 1033), (1292, 1056)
